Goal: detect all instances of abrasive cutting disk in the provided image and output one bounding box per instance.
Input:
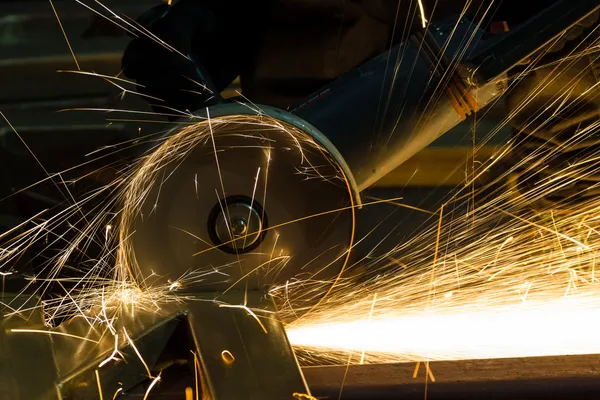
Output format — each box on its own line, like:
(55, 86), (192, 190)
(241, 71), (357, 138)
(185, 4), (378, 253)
(121, 111), (355, 309)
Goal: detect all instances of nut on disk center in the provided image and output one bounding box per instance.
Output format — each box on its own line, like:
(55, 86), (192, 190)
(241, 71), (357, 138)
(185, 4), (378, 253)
(208, 196), (267, 254)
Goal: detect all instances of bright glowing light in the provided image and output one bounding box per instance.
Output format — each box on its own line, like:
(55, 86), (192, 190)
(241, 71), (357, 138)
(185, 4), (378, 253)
(95, 369), (104, 400)
(142, 373), (161, 400)
(288, 296), (600, 361)
(417, 0), (427, 28)
(112, 388), (123, 400)
(99, 334), (120, 368)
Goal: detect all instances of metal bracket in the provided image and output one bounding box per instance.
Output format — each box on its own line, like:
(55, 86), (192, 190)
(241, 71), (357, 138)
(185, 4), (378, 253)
(187, 291), (311, 400)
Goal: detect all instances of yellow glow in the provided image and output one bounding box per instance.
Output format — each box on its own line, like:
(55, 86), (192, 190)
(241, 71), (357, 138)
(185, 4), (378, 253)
(142, 374), (161, 400)
(10, 329), (99, 344)
(99, 334), (120, 368)
(288, 296), (600, 361)
(95, 369), (104, 400)
(221, 350), (235, 365)
(417, 0), (427, 28)
(112, 388), (123, 400)
(123, 328), (153, 378)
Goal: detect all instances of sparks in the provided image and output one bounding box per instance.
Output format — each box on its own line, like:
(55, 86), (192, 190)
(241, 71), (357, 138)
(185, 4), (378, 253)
(2, 1), (600, 387)
(123, 328), (153, 378)
(10, 329), (99, 344)
(142, 373), (162, 400)
(99, 334), (120, 368)
(288, 296), (600, 361)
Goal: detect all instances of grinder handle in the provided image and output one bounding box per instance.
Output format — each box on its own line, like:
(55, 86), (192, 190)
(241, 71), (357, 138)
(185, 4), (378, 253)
(121, 0), (224, 115)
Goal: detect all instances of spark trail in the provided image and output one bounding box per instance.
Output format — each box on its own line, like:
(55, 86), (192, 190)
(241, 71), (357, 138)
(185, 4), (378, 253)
(1, 1), (599, 389)
(287, 181), (600, 363)
(287, 295), (600, 362)
(285, 104), (600, 363)
(284, 42), (600, 362)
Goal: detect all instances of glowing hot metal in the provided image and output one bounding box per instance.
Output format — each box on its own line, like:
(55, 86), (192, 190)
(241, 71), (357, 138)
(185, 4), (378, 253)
(287, 295), (600, 362)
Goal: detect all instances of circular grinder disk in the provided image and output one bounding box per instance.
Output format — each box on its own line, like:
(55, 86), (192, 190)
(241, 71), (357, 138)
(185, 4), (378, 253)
(120, 112), (355, 315)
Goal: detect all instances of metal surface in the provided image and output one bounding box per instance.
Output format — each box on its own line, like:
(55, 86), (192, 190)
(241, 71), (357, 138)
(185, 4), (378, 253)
(208, 196), (265, 253)
(128, 106), (356, 303)
(2, 298), (186, 399)
(1, 294), (59, 400)
(102, 353), (600, 399)
(59, 312), (181, 400)
(303, 354), (600, 399)
(188, 291), (310, 399)
(12, 291), (308, 400)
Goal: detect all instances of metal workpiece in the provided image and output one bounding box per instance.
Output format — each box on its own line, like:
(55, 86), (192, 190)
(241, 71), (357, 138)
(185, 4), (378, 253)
(3, 297), (183, 399)
(0, 289), (307, 399)
(1, 294), (59, 400)
(292, 16), (504, 191)
(187, 291), (310, 400)
(303, 354), (600, 400)
(57, 311), (181, 399)
(48, 291), (309, 400)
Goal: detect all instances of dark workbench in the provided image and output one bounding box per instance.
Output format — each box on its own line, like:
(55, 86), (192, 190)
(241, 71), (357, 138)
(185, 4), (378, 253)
(119, 354), (600, 399)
